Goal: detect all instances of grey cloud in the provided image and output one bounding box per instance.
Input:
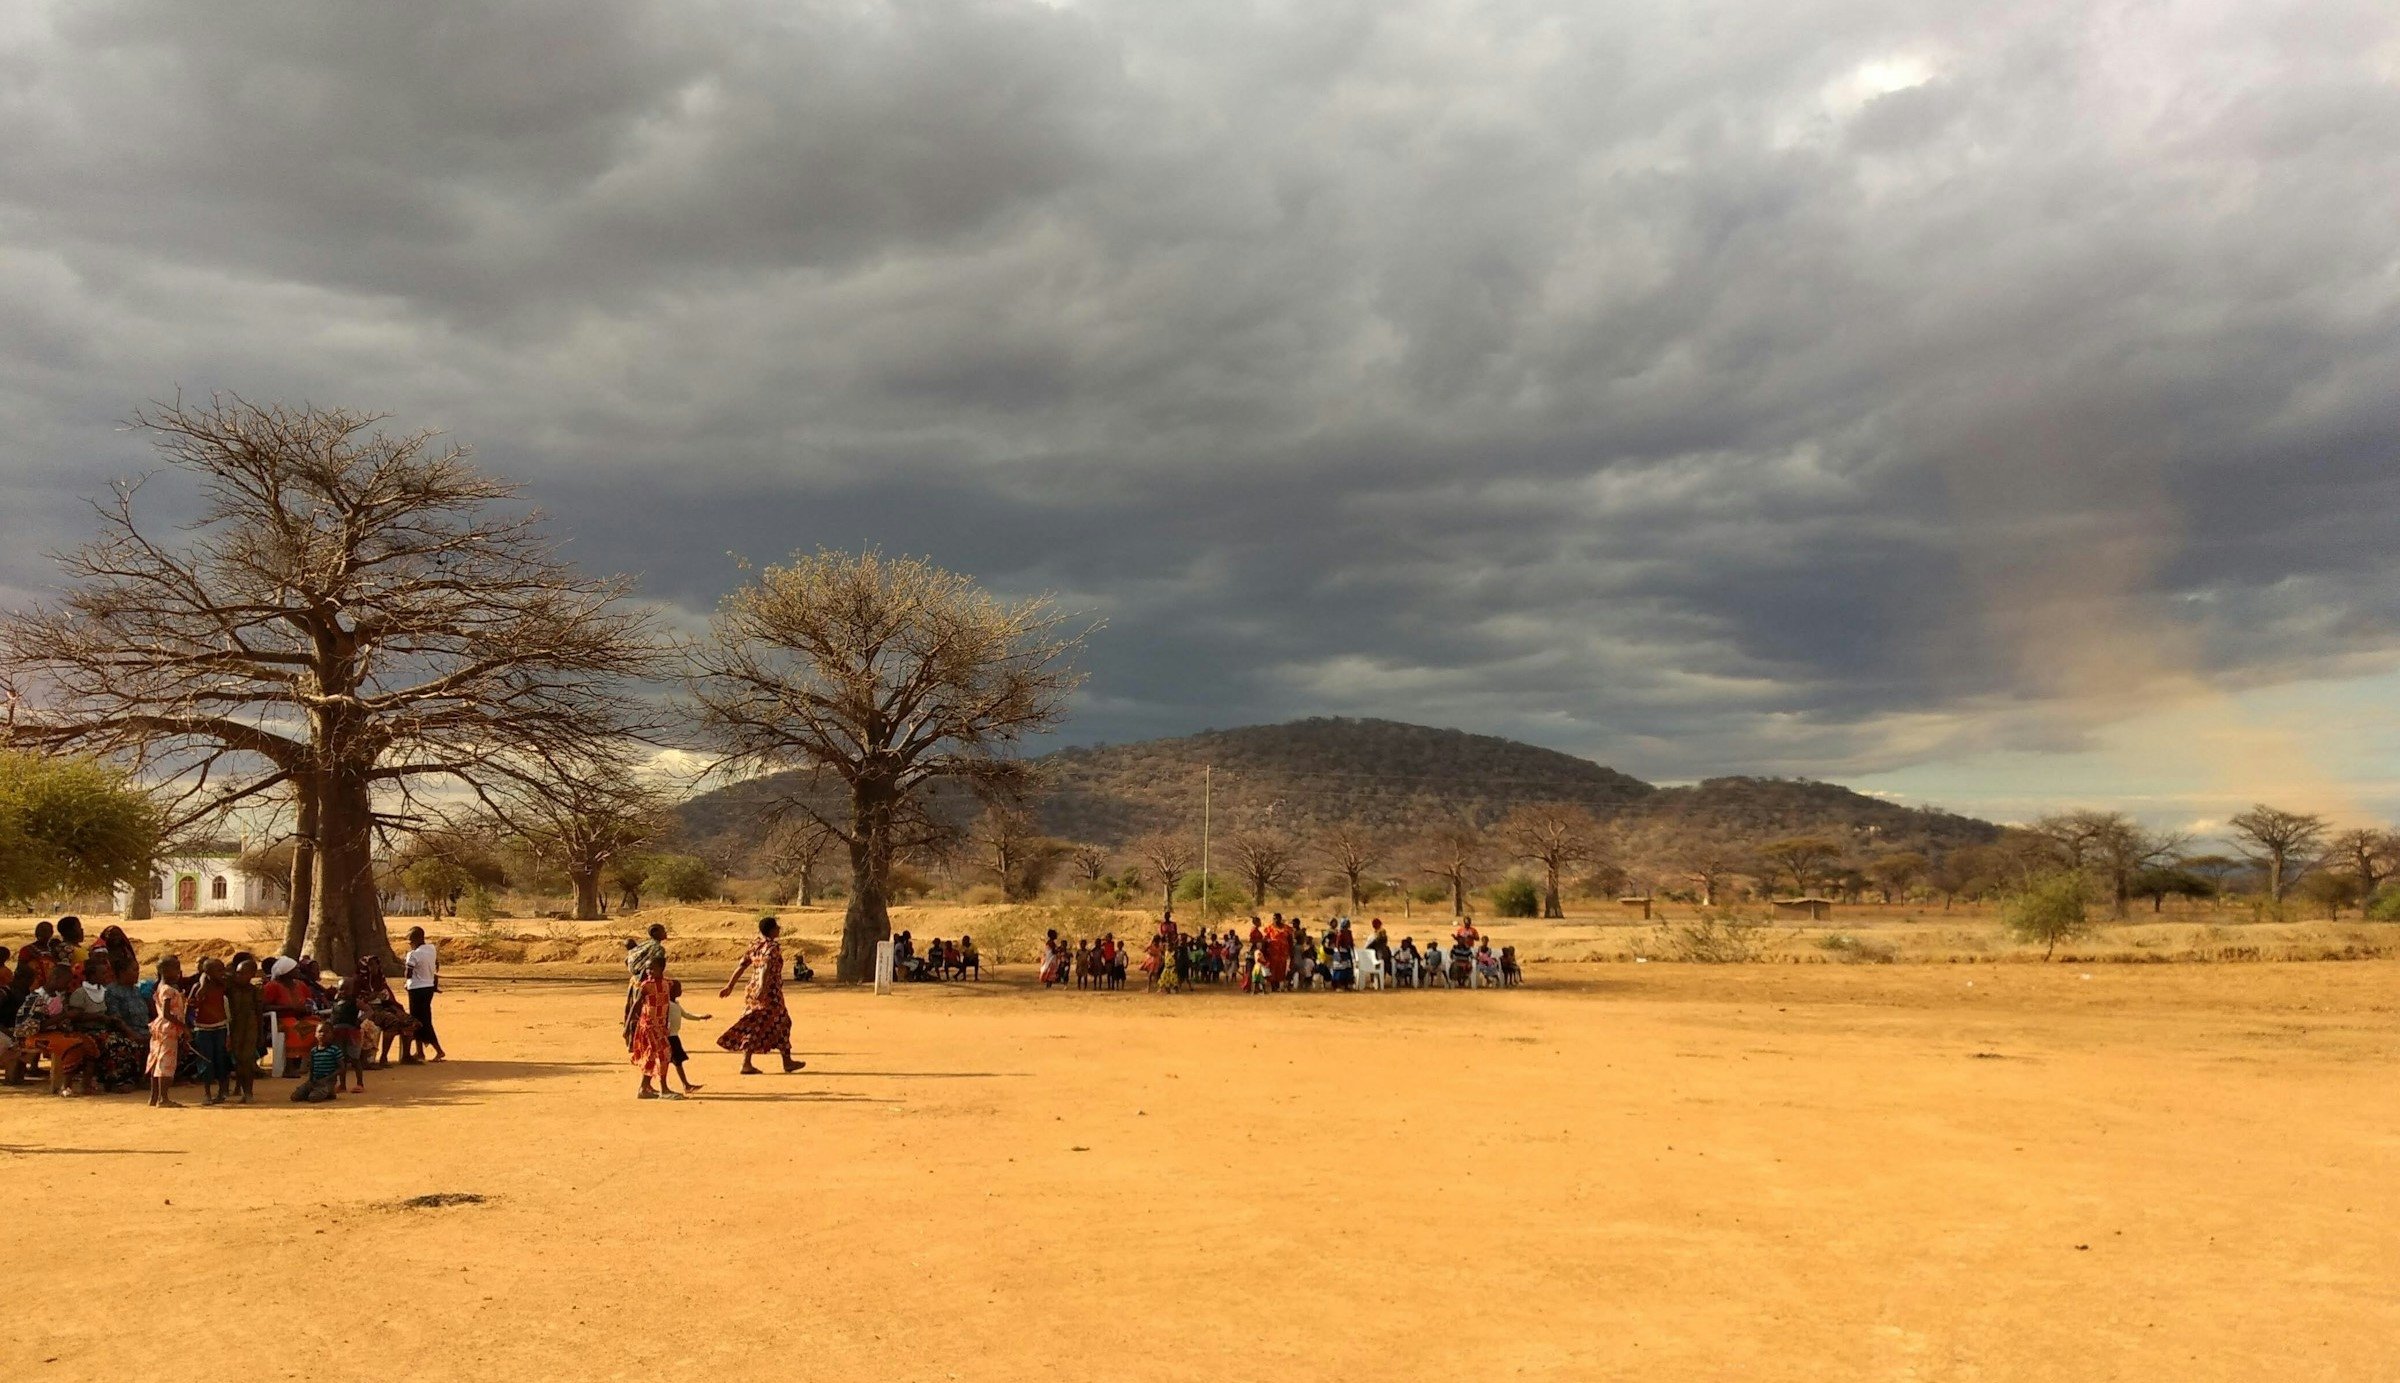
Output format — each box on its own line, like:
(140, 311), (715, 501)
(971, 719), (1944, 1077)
(3, 0), (2398, 787)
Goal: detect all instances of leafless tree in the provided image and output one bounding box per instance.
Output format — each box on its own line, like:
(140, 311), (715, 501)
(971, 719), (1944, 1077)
(1498, 802), (1599, 918)
(1067, 842), (1113, 890)
(1313, 821), (1385, 907)
(2227, 804), (2329, 902)
(2324, 827), (2398, 899)
(476, 750), (668, 921)
(759, 817), (841, 907)
(2033, 809), (2183, 916)
(969, 800), (1058, 902)
(1415, 817), (1490, 917)
(1226, 828), (1300, 908)
(0, 397), (659, 971)
(1131, 831), (1194, 913)
(687, 550), (1088, 980)
(1673, 832), (1746, 907)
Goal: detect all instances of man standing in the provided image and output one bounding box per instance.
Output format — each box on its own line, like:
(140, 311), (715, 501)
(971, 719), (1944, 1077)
(403, 926), (446, 1063)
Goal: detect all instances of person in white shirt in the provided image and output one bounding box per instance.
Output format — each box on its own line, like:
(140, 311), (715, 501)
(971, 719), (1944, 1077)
(402, 926), (447, 1062)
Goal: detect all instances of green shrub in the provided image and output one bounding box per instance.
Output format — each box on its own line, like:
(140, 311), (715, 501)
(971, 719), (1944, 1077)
(2368, 888), (2400, 922)
(1173, 872), (1249, 917)
(2002, 871), (2091, 959)
(1489, 874), (1541, 918)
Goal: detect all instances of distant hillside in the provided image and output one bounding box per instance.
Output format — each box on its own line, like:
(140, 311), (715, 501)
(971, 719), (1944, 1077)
(1636, 776), (1999, 852)
(678, 717), (1997, 865)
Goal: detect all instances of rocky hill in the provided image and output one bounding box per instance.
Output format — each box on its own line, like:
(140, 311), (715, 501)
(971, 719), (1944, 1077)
(678, 717), (1997, 864)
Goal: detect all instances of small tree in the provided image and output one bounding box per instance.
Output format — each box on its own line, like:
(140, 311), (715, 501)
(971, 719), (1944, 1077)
(1489, 874), (1541, 918)
(480, 752), (667, 921)
(1671, 832), (1745, 908)
(1497, 802), (1599, 919)
(757, 818), (840, 907)
(1415, 818), (1490, 917)
(647, 854), (718, 904)
(2227, 804), (2328, 902)
(2003, 871), (2092, 959)
(1757, 835), (1843, 897)
(0, 750), (161, 908)
(1863, 851), (1926, 904)
(1313, 821), (1385, 908)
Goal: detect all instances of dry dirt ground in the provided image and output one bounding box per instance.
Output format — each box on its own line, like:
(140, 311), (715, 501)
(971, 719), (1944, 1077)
(5, 960), (2396, 1381)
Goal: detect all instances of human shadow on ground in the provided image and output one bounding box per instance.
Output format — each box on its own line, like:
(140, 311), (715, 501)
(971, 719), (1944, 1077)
(679, 1090), (895, 1104)
(1, 1143), (187, 1156)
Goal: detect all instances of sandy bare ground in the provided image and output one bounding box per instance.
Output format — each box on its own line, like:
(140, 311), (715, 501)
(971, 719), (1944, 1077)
(5, 961), (2395, 1381)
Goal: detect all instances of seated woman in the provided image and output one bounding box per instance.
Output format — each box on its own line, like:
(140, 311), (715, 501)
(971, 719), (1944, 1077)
(1448, 941), (1474, 987)
(956, 935), (979, 980)
(35, 967), (106, 1095)
(96, 953), (157, 1092)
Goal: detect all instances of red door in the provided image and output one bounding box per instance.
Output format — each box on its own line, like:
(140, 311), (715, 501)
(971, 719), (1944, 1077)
(176, 876), (199, 911)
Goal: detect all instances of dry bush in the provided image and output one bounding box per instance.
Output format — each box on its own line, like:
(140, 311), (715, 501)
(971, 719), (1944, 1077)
(1669, 911), (1765, 963)
(1814, 932), (1895, 963)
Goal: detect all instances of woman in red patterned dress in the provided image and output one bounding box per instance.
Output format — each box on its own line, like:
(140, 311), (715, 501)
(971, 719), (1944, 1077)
(628, 953), (679, 1100)
(716, 917), (804, 1076)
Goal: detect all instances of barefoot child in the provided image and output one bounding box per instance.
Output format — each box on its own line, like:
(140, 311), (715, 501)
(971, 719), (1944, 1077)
(666, 979), (708, 1094)
(147, 956), (189, 1108)
(629, 954), (679, 1100)
(189, 958), (231, 1105)
(325, 978), (366, 1093)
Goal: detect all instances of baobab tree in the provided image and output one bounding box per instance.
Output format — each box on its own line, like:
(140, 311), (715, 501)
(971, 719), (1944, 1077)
(1313, 821), (1385, 907)
(968, 801), (1056, 901)
(760, 817), (841, 907)
(0, 397), (657, 971)
(2325, 827), (2398, 899)
(2227, 804), (2328, 902)
(1497, 802), (1600, 918)
(1131, 831), (1194, 913)
(1066, 842), (1113, 891)
(1226, 829), (1300, 908)
(686, 550), (1086, 981)
(476, 750), (667, 921)
(1415, 817), (1490, 917)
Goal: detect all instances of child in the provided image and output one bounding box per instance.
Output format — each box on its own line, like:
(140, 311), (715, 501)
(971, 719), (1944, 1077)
(666, 979), (708, 1094)
(224, 955), (261, 1105)
(189, 958), (231, 1106)
(323, 979), (366, 1093)
(146, 956), (190, 1109)
(628, 954), (677, 1100)
(291, 1028), (342, 1103)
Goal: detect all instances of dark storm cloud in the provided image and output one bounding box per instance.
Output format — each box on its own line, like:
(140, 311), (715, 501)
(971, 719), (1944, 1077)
(4, 0), (2398, 780)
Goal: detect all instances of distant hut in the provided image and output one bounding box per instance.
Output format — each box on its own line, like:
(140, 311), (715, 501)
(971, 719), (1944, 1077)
(1772, 897), (1834, 922)
(1618, 896), (1655, 920)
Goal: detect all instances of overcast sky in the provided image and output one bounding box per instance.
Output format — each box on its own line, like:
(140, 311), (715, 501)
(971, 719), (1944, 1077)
(4, 1), (2397, 824)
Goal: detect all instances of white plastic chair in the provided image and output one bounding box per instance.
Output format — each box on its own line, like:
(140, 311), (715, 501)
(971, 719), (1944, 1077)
(1360, 954), (1387, 990)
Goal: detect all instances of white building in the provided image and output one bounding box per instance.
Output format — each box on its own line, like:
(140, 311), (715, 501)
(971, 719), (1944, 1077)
(115, 851), (277, 916)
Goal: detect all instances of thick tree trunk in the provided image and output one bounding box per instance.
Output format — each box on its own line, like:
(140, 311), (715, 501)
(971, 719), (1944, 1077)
(1542, 863), (1564, 919)
(281, 775), (318, 959)
(838, 778), (897, 983)
(125, 865), (153, 921)
(1451, 877), (1466, 916)
(571, 870), (602, 921)
(796, 868), (814, 908)
(312, 766), (391, 975)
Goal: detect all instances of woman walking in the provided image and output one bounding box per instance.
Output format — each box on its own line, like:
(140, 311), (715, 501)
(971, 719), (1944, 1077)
(716, 917), (804, 1076)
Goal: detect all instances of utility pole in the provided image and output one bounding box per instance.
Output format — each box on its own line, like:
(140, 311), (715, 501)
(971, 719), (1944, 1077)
(1200, 763), (1212, 920)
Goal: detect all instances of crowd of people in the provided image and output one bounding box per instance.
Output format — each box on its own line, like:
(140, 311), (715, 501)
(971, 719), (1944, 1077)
(0, 915), (448, 1105)
(1038, 913), (1522, 993)
(620, 916), (805, 1100)
(890, 931), (979, 982)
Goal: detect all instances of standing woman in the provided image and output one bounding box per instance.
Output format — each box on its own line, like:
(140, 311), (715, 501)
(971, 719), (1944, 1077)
(147, 956), (189, 1108)
(716, 917), (805, 1076)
